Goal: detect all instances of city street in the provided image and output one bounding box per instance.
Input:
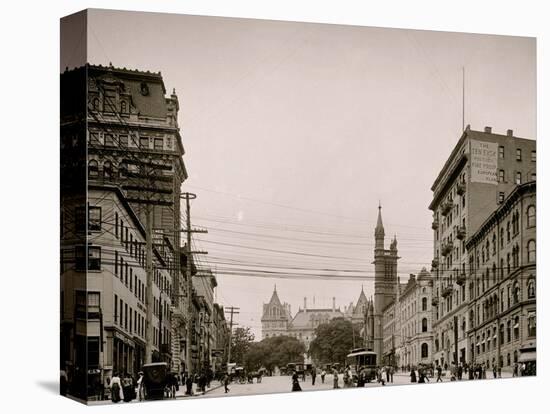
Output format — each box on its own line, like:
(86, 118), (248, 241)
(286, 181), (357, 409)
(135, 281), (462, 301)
(194, 371), (515, 398)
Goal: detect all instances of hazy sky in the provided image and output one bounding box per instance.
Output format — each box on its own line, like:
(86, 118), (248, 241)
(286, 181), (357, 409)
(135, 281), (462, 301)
(68, 9), (536, 339)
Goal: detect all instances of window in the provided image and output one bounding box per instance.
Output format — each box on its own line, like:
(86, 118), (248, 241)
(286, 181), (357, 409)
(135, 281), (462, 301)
(499, 169), (505, 183)
(515, 172), (522, 185)
(527, 312), (536, 337)
(530, 173), (536, 181)
(75, 245), (101, 271)
(498, 192), (505, 204)
(88, 159), (99, 178)
(154, 138), (164, 150)
(527, 279), (535, 299)
(115, 212), (119, 238)
(531, 150), (536, 162)
(527, 205), (536, 228)
(92, 98), (100, 112)
(140, 136), (149, 149)
(89, 132), (100, 146)
(103, 161), (113, 179)
(498, 146), (505, 159)
(88, 206), (101, 231)
(119, 135), (128, 148)
(514, 316), (520, 340)
(104, 134), (115, 147)
(422, 297), (427, 311)
(114, 251), (118, 276)
(120, 101), (127, 114)
(88, 246), (101, 270)
(516, 148), (522, 161)
(507, 321), (511, 343)
(527, 240), (536, 262)
(421, 343), (429, 359)
(422, 318), (428, 332)
(114, 294), (118, 324)
(119, 162), (127, 178)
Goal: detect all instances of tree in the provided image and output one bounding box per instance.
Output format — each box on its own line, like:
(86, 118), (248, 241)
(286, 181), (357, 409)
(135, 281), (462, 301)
(230, 327), (255, 365)
(309, 317), (362, 365)
(244, 335), (306, 373)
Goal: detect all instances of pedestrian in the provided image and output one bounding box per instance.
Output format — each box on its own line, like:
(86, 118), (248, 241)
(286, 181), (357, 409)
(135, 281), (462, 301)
(321, 369), (326, 384)
(385, 366), (390, 383)
(292, 371), (302, 392)
(333, 367), (340, 389)
(185, 372), (194, 396)
(110, 372), (123, 403)
(137, 372), (144, 401)
(311, 366), (317, 386)
(493, 365), (497, 379)
(436, 365), (442, 382)
(223, 373), (230, 394)
(410, 367), (417, 383)
(418, 370), (429, 383)
(60, 369), (68, 397)
(389, 365), (394, 383)
(122, 372), (134, 402)
(458, 364), (463, 380)
(378, 367), (385, 386)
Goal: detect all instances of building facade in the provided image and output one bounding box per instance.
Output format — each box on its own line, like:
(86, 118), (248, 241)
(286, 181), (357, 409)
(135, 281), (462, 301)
(429, 125), (536, 368)
(465, 182), (536, 374)
(382, 268), (433, 368)
(60, 187), (174, 398)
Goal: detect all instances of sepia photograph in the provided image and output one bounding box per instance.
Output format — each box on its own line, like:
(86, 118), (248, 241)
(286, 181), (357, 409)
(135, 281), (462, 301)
(59, 8), (536, 405)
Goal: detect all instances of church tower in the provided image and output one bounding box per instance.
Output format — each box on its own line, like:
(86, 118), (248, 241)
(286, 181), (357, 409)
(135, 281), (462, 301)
(372, 205), (399, 362)
(261, 285), (291, 339)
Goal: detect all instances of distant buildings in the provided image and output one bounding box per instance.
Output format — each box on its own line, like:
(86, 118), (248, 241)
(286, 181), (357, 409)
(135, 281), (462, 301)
(429, 125), (536, 369)
(261, 288), (371, 352)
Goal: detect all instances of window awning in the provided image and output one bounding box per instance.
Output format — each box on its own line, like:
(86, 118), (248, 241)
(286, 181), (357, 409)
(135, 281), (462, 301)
(518, 351), (536, 362)
(514, 323), (519, 329)
(493, 334), (497, 339)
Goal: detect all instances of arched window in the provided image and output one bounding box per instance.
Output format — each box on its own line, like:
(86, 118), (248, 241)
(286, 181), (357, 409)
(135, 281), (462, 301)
(422, 318), (428, 332)
(527, 240), (536, 263)
(103, 161), (112, 179)
(506, 321), (511, 343)
(526, 205), (536, 228)
(507, 353), (511, 366)
(513, 281), (520, 304)
(120, 101), (127, 114)
(92, 98), (100, 111)
(527, 279), (535, 298)
(119, 162), (127, 178)
(421, 343), (429, 359)
(88, 159), (98, 178)
(422, 297), (427, 311)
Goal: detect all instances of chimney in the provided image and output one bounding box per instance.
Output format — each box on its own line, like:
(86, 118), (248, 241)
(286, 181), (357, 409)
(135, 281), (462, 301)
(304, 297), (307, 310)
(507, 129), (514, 137)
(332, 297), (336, 312)
(484, 126), (492, 134)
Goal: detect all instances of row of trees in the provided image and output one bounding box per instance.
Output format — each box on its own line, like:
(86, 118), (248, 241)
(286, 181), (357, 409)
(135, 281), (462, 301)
(231, 317), (362, 371)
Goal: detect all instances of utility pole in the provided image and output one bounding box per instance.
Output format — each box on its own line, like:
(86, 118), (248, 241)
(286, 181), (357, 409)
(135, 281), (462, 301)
(181, 192), (208, 375)
(225, 306), (240, 366)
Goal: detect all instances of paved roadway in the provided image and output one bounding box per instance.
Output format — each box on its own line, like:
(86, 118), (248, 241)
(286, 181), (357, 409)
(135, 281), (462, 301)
(89, 370), (514, 404)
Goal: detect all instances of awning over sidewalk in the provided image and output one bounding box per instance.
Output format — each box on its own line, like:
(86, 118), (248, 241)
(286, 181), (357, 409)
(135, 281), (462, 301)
(518, 351), (536, 362)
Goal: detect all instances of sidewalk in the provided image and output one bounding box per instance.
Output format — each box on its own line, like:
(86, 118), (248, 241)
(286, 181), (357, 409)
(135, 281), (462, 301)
(175, 381), (223, 398)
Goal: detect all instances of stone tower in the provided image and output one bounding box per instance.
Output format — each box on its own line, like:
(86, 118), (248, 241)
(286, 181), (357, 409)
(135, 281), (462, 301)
(261, 285), (291, 339)
(372, 205), (399, 362)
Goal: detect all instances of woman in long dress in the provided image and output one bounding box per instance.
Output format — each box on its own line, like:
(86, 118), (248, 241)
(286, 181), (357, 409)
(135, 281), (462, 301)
(110, 373), (123, 403)
(291, 371), (302, 391)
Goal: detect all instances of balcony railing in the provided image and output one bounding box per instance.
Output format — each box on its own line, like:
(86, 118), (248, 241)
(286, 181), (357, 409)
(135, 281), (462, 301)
(457, 182), (466, 196)
(456, 273), (467, 286)
(432, 219), (439, 230)
(441, 201), (453, 216)
(442, 285), (453, 298)
(456, 226), (467, 240)
(441, 242), (453, 256)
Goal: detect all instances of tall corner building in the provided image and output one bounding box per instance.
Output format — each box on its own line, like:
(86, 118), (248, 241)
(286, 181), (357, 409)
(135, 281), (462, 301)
(429, 125), (536, 368)
(372, 205), (399, 362)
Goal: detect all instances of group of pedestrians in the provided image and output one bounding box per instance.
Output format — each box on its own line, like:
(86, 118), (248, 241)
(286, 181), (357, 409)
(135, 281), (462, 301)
(108, 372), (144, 403)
